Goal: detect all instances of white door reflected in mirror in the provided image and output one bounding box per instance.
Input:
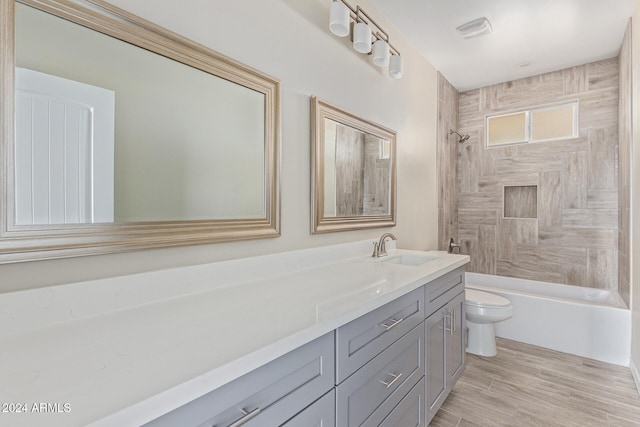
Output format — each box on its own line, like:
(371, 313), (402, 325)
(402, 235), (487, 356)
(15, 67), (115, 225)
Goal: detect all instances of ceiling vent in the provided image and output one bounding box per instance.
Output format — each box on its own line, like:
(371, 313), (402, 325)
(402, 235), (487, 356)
(456, 17), (493, 39)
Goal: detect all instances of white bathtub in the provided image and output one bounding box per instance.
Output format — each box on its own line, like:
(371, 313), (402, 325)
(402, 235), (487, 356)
(465, 272), (631, 366)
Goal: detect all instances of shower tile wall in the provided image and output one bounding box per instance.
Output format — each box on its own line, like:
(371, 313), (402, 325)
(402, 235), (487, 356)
(456, 58), (620, 290)
(437, 73), (459, 250)
(618, 21), (632, 307)
(363, 134), (391, 215)
(335, 125), (365, 216)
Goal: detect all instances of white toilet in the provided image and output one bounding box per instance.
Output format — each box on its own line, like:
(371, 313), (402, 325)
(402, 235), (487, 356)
(465, 289), (513, 357)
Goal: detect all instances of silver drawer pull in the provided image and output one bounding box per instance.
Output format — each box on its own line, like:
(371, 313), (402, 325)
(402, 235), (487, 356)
(380, 372), (403, 389)
(227, 407), (261, 427)
(444, 311), (453, 335)
(379, 317), (404, 331)
(452, 308), (456, 333)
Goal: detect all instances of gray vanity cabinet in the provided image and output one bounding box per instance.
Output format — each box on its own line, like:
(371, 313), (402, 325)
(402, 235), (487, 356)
(424, 268), (464, 315)
(425, 307), (446, 421)
(446, 291), (466, 383)
(281, 390), (335, 427)
(335, 286), (425, 383)
(379, 377), (425, 427)
(425, 283), (465, 425)
(334, 285), (425, 427)
(335, 323), (424, 426)
(145, 333), (334, 427)
(145, 266), (467, 427)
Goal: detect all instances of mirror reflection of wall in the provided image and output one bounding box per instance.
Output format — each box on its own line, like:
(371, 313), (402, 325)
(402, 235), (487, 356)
(15, 2), (266, 224)
(323, 119), (391, 218)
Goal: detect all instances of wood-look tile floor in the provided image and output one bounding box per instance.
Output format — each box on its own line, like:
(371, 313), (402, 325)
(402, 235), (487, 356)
(431, 338), (640, 427)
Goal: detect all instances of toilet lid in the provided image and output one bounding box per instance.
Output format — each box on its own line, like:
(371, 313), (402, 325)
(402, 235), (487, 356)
(465, 289), (511, 308)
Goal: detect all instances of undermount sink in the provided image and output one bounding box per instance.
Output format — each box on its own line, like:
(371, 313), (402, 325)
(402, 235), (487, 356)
(381, 254), (437, 266)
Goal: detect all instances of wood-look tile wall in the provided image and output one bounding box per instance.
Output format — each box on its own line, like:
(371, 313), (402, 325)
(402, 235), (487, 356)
(437, 73), (459, 250)
(335, 128), (391, 217)
(455, 59), (620, 290)
(618, 21), (632, 307)
(335, 125), (365, 216)
(363, 135), (391, 215)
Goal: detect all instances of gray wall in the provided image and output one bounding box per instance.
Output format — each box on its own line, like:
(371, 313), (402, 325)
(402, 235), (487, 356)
(447, 59), (622, 292)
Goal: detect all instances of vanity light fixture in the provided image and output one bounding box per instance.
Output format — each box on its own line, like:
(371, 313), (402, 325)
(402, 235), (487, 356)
(328, 0), (403, 79)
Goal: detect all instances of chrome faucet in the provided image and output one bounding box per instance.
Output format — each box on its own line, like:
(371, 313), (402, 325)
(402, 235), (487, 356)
(372, 233), (397, 258)
(448, 238), (460, 254)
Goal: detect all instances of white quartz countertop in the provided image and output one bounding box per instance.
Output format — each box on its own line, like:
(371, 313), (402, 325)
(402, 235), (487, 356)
(0, 241), (468, 426)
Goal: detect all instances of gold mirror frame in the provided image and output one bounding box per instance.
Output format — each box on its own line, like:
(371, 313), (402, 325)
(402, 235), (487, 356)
(311, 96), (396, 234)
(0, 0), (281, 263)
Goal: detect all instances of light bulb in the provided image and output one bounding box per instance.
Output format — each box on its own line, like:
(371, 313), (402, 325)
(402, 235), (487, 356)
(329, 1), (350, 37)
(372, 39), (389, 67)
(353, 22), (372, 54)
(389, 55), (403, 79)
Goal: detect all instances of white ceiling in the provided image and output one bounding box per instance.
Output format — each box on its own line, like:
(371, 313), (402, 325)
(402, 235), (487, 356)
(373, 0), (636, 91)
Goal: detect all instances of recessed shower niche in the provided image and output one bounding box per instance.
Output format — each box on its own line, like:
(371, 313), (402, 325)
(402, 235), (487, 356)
(503, 185), (537, 218)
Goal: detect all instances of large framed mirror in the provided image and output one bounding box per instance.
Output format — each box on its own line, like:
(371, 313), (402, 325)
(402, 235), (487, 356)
(311, 97), (396, 233)
(0, 0), (281, 263)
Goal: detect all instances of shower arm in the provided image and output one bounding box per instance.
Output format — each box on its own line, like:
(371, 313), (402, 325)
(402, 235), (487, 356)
(449, 129), (470, 143)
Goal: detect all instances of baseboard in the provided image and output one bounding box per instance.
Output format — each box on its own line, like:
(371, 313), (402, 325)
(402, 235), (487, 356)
(631, 358), (640, 396)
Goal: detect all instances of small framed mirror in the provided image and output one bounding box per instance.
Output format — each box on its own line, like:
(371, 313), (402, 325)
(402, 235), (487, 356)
(311, 97), (396, 233)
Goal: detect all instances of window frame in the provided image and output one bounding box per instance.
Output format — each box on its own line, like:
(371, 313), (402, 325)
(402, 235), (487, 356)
(485, 101), (579, 148)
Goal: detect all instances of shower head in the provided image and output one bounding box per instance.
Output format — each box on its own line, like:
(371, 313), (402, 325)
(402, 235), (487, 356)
(450, 129), (470, 143)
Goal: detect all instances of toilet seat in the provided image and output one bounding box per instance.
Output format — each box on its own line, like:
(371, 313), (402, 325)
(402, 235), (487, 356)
(465, 289), (511, 308)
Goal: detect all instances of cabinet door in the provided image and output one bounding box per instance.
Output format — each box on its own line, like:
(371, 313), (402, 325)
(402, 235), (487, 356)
(446, 292), (465, 385)
(424, 308), (446, 424)
(282, 390), (335, 427)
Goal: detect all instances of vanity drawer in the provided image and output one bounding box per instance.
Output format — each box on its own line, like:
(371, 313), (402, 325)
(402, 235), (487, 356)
(336, 286), (424, 383)
(282, 389), (335, 427)
(336, 323), (424, 427)
(377, 377), (424, 427)
(424, 267), (465, 316)
(145, 332), (334, 427)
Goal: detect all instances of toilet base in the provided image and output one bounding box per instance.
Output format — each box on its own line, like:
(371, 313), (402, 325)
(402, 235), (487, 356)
(466, 321), (497, 357)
